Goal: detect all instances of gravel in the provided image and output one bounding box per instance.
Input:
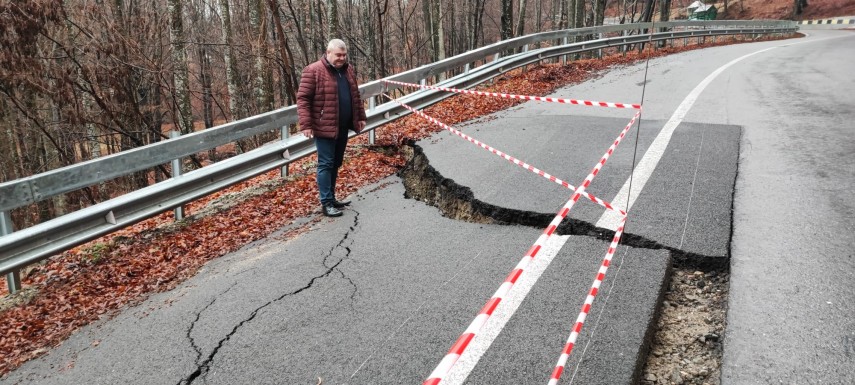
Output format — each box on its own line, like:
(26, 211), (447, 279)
(641, 268), (728, 385)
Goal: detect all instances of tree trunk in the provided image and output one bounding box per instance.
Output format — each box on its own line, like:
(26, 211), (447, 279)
(574, 0), (584, 28)
(432, 0), (445, 61)
(641, 0), (656, 22)
(268, 0), (297, 105)
(422, 0), (433, 61)
(327, 0), (339, 38)
(794, 0), (808, 16)
(219, 0), (243, 122)
(501, 0), (514, 41)
(593, 0), (607, 26)
(283, 0), (311, 65)
(468, 0), (486, 50)
(516, 0), (527, 37)
(168, 0), (194, 134)
(659, 0), (672, 47)
(375, 0), (389, 78)
(250, 0), (273, 114)
(660, 0), (672, 22)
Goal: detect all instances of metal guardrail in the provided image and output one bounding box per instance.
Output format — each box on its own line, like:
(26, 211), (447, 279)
(0, 20), (796, 292)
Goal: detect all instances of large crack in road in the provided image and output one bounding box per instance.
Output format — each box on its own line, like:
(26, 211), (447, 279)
(398, 143), (727, 269)
(397, 142), (730, 384)
(177, 211), (361, 385)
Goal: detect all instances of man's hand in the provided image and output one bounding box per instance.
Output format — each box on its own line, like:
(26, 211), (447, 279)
(302, 129), (313, 139)
(357, 121), (366, 133)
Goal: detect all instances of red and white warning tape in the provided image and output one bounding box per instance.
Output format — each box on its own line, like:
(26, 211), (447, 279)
(424, 188), (591, 385)
(547, 215), (627, 385)
(382, 90), (642, 384)
(383, 79), (642, 110)
(381, 93), (628, 216)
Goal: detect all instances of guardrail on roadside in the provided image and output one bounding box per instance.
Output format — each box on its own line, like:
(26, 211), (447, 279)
(0, 20), (797, 293)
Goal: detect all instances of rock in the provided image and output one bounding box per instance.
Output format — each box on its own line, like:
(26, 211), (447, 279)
(697, 279), (706, 289)
(671, 369), (684, 384)
(693, 271), (704, 276)
(645, 373), (658, 382)
(705, 333), (720, 342)
(699, 368), (709, 377)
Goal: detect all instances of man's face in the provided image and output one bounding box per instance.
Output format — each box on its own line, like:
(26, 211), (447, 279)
(326, 47), (347, 68)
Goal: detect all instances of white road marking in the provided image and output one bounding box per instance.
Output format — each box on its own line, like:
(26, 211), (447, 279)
(433, 35), (846, 383)
(596, 46), (779, 231)
(443, 235), (571, 385)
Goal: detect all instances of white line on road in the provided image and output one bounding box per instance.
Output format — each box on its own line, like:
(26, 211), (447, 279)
(443, 235), (571, 385)
(596, 45), (779, 231)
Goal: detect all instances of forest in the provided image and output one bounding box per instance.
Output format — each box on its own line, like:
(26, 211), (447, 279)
(0, 0), (805, 230)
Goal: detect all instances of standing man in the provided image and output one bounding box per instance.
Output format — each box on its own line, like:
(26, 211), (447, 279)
(297, 39), (367, 217)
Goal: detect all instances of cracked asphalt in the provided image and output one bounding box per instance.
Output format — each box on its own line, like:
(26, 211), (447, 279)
(180, 211), (361, 385)
(5, 31), (853, 385)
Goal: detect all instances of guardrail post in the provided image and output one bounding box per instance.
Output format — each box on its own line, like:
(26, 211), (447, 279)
(522, 44), (529, 72)
(597, 33), (603, 58)
(368, 96), (376, 145)
(170, 130), (185, 221)
(280, 125), (290, 177)
(1, 210), (21, 294)
(562, 37), (568, 65)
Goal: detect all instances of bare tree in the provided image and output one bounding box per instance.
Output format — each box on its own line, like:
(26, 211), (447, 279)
(501, 0), (514, 41)
(793, 0), (808, 16)
(375, 0), (390, 77)
(218, 0), (243, 122)
(168, 0), (193, 134)
(516, 0), (528, 36)
(328, 0), (339, 38)
(249, 0), (274, 114)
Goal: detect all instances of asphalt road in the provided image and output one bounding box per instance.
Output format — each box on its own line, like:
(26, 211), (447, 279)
(4, 30), (854, 385)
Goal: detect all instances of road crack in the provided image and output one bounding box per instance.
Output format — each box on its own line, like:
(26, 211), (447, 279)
(398, 143), (725, 269)
(177, 210), (361, 385)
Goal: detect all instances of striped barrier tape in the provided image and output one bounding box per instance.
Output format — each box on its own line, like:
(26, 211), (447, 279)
(424, 189), (590, 385)
(383, 79), (642, 110)
(380, 93), (630, 216)
(547, 215), (627, 384)
(392, 95), (641, 384)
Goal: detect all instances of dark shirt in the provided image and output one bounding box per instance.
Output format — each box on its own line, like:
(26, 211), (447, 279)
(335, 68), (353, 132)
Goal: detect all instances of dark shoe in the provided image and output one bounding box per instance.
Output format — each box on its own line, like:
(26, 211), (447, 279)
(332, 199), (351, 209)
(322, 204), (343, 217)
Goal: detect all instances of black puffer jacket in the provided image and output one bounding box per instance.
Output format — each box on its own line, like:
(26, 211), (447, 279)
(297, 57), (367, 139)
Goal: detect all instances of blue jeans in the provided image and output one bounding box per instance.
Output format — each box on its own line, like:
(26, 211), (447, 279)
(315, 132), (349, 206)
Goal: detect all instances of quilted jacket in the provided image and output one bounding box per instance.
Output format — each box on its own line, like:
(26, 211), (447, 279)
(297, 57), (367, 139)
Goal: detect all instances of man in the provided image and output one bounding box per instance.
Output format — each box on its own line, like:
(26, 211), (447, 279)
(297, 39), (367, 217)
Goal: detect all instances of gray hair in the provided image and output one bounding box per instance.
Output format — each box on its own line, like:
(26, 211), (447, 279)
(327, 39), (347, 51)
